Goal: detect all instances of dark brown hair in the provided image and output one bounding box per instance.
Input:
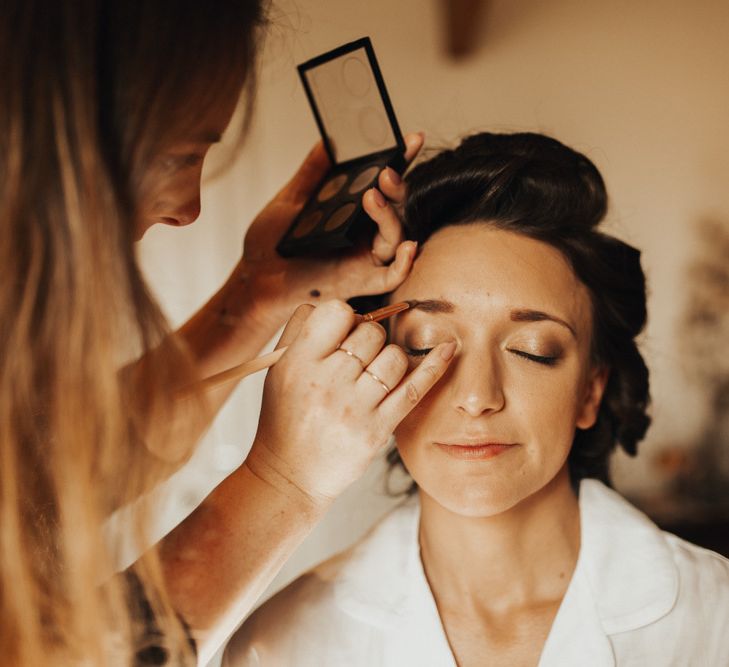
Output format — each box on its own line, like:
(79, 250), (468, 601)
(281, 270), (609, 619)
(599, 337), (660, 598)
(386, 132), (651, 488)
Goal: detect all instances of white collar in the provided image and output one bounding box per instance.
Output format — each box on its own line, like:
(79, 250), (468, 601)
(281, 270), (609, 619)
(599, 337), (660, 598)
(575, 479), (678, 634)
(330, 479), (678, 639)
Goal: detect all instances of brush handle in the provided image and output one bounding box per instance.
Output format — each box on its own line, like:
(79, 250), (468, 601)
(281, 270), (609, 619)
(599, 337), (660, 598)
(191, 346), (288, 394)
(185, 301), (411, 396)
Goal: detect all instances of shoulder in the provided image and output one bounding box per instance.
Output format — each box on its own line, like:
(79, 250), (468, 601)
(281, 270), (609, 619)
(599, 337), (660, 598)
(222, 498), (420, 667)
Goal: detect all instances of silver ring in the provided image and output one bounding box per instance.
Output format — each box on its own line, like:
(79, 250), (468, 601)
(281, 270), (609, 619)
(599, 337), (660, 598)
(363, 369), (390, 394)
(337, 346), (366, 369)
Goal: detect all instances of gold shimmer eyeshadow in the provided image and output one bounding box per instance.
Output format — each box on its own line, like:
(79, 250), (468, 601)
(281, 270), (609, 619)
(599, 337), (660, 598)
(324, 203), (357, 231)
(317, 174), (348, 202)
(348, 165), (380, 194)
(293, 210), (323, 238)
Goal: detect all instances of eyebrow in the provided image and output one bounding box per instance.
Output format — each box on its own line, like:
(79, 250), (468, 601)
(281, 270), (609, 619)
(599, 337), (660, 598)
(406, 299), (456, 313)
(510, 309), (576, 337)
(405, 299), (576, 337)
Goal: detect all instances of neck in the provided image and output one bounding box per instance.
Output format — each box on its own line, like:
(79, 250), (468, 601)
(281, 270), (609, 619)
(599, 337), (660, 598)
(418, 468), (580, 612)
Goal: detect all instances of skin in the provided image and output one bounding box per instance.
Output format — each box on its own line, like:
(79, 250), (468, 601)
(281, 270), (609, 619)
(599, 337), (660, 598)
(131, 96), (456, 660)
(389, 225), (608, 667)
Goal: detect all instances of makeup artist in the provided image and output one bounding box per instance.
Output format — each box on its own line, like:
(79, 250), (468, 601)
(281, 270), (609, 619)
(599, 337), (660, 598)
(0, 2), (455, 666)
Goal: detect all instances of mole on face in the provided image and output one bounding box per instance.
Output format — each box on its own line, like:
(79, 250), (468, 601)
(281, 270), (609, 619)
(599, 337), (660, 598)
(309, 289), (321, 298)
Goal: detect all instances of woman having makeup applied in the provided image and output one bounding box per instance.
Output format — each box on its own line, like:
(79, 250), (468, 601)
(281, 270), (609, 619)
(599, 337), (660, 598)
(224, 132), (729, 666)
(0, 2), (456, 666)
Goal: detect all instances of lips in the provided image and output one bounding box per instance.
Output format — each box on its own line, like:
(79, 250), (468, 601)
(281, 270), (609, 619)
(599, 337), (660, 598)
(435, 441), (518, 461)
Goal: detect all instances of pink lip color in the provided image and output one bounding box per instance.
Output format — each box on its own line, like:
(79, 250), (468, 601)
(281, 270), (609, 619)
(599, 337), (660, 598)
(436, 442), (517, 460)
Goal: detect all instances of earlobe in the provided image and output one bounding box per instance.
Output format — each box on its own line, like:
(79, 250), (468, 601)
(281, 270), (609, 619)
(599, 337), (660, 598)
(576, 366), (610, 430)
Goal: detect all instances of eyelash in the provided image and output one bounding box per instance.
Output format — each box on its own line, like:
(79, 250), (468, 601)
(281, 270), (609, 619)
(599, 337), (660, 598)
(405, 347), (559, 366)
(508, 349), (559, 366)
(176, 154), (203, 168)
(161, 154), (203, 171)
(405, 347), (432, 358)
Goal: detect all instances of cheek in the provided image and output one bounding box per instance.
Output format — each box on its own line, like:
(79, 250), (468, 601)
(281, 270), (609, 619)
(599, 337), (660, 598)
(394, 374), (445, 435)
(393, 384), (445, 470)
(509, 366), (586, 470)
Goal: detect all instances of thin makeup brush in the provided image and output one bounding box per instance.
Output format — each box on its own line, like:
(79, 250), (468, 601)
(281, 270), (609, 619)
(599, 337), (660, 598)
(184, 301), (413, 395)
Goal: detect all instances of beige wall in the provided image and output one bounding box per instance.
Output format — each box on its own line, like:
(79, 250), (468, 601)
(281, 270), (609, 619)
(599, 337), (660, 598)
(136, 0), (729, 609)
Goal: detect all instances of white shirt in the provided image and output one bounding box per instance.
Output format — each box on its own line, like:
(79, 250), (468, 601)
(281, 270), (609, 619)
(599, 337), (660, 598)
(222, 480), (729, 666)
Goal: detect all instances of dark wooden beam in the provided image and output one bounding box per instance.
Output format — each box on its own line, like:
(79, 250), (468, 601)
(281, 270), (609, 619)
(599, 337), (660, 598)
(441, 0), (489, 59)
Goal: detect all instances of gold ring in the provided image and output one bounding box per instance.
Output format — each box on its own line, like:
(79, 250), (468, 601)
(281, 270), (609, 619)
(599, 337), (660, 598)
(337, 347), (366, 369)
(364, 369), (390, 394)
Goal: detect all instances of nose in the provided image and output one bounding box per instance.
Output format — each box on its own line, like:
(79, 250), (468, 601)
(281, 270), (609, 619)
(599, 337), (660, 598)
(451, 350), (505, 417)
(174, 196), (201, 225)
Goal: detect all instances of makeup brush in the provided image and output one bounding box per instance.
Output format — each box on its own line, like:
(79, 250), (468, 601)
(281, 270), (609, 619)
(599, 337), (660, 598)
(184, 301), (413, 395)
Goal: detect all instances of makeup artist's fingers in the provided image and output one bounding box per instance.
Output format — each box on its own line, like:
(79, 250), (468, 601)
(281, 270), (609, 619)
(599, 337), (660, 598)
(375, 132), (423, 202)
(403, 131), (425, 164)
(275, 303), (316, 349)
(365, 133), (423, 264)
(356, 344), (409, 403)
(280, 142), (331, 206)
(357, 241), (417, 296)
(334, 322), (387, 374)
(378, 341), (457, 429)
(363, 187), (405, 264)
(283, 299), (356, 360)
(377, 167), (406, 206)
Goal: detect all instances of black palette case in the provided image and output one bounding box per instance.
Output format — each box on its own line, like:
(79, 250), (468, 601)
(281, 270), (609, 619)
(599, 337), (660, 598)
(277, 37), (406, 257)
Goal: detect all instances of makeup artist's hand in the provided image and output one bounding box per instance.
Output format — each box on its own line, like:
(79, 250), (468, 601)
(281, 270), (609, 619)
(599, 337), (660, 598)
(236, 133), (425, 331)
(245, 300), (456, 505)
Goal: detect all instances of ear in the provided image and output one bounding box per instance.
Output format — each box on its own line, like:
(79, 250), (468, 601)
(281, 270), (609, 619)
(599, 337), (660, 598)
(576, 365), (610, 430)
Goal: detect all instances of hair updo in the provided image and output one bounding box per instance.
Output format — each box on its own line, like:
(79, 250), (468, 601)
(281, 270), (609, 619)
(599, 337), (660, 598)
(387, 132), (651, 487)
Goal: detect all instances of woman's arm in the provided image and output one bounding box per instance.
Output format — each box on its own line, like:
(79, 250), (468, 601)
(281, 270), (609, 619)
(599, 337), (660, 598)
(159, 453), (330, 665)
(159, 301), (456, 665)
(136, 260), (290, 465)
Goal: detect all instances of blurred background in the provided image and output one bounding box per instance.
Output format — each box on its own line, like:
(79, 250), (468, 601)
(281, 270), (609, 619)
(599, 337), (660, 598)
(126, 0), (729, 646)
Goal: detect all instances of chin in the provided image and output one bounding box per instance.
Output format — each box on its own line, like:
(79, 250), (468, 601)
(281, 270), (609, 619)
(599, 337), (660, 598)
(419, 476), (529, 518)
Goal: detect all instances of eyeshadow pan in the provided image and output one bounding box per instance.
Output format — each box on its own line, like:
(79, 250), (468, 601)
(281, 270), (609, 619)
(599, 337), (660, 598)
(293, 210), (323, 238)
(348, 165), (380, 194)
(317, 174), (348, 202)
(323, 202), (357, 231)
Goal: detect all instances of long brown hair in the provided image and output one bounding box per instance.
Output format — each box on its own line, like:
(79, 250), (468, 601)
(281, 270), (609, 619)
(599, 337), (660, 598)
(0, 1), (266, 664)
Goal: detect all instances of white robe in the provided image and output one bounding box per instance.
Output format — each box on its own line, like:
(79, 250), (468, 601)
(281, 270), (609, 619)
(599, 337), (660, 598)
(222, 480), (729, 666)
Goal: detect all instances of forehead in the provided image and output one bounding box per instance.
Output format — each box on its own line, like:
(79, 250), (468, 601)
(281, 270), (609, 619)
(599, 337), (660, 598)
(392, 225), (592, 332)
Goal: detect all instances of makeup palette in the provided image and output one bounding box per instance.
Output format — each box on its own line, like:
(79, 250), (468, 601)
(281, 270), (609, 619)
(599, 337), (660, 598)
(277, 37), (406, 257)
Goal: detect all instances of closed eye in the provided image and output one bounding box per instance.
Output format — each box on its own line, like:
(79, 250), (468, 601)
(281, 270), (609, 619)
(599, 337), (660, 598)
(178, 154), (204, 168)
(161, 153), (204, 171)
(508, 349), (559, 366)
